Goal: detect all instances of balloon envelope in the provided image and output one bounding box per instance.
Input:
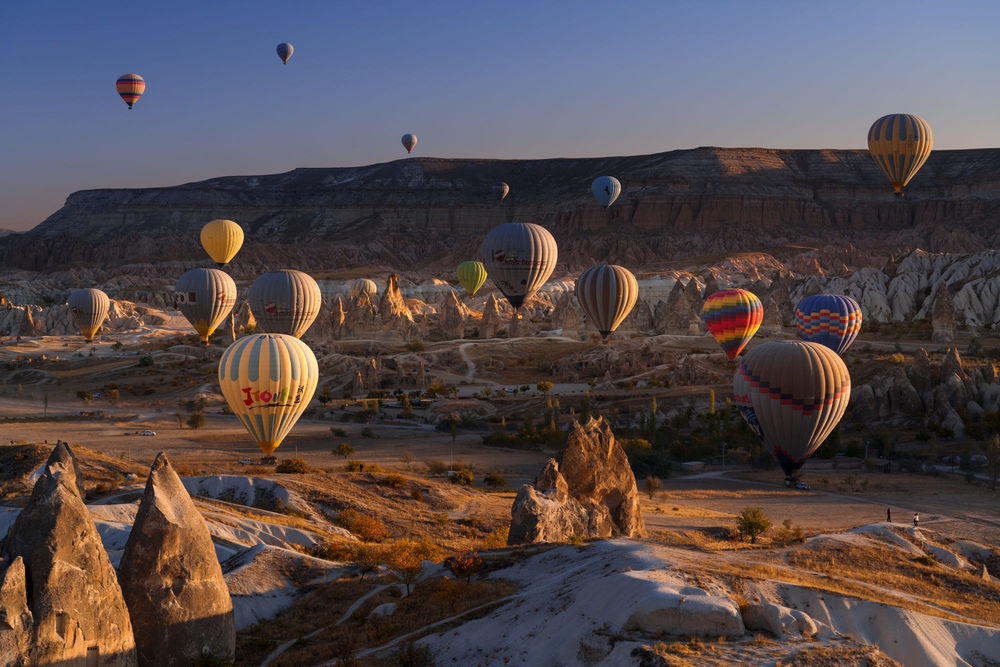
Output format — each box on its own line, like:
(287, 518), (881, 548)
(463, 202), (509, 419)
(492, 182), (510, 201)
(457, 261), (487, 297)
(867, 114), (933, 196)
(575, 264), (638, 339)
(276, 42), (294, 63)
(702, 289), (763, 360)
(249, 270), (321, 338)
(733, 341), (851, 479)
(591, 176), (621, 208)
(218, 334), (319, 455)
(350, 278), (378, 301)
(794, 295), (862, 355)
(480, 222), (558, 310)
(200, 219), (244, 268)
(68, 288), (110, 341)
(401, 133), (417, 153)
(116, 74), (145, 110)
(175, 269), (237, 344)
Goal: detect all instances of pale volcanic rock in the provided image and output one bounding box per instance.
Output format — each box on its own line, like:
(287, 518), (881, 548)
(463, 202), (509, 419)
(550, 292), (584, 338)
(480, 293), (504, 338)
(339, 292), (378, 339)
(436, 290), (467, 340)
(932, 288), (958, 343)
(376, 274), (419, 340)
(1, 443), (136, 666)
(624, 298), (653, 333)
(118, 453), (235, 666)
(759, 295), (785, 336)
(0, 557), (31, 659)
(509, 417), (647, 545)
(330, 296), (345, 336)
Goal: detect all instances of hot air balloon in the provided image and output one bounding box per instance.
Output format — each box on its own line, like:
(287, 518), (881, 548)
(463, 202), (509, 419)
(249, 270), (321, 338)
(493, 182), (510, 201)
(401, 133), (417, 153)
(68, 288), (110, 341)
(116, 74), (145, 110)
(457, 261), (487, 297)
(480, 222), (558, 310)
(733, 341), (851, 484)
(702, 289), (763, 360)
(174, 269), (237, 346)
(350, 278), (378, 301)
(591, 176), (621, 208)
(794, 294), (862, 355)
(867, 114), (933, 196)
(276, 42), (294, 64)
(200, 219), (244, 268)
(218, 333), (319, 456)
(575, 264), (638, 340)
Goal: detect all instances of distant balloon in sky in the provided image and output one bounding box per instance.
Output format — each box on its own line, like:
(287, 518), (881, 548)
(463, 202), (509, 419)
(116, 74), (145, 110)
(794, 294), (862, 355)
(480, 222), (557, 310)
(575, 264), (639, 340)
(401, 133), (417, 153)
(276, 42), (294, 64)
(218, 333), (319, 456)
(591, 176), (621, 208)
(733, 341), (851, 483)
(351, 278), (378, 301)
(249, 269), (321, 338)
(457, 261), (487, 297)
(867, 114), (933, 196)
(200, 219), (244, 268)
(174, 268), (237, 346)
(68, 288), (110, 341)
(702, 289), (763, 360)
(493, 182), (510, 201)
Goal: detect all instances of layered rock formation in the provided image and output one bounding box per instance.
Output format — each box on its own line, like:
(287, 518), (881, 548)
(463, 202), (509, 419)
(118, 453), (235, 665)
(509, 417), (647, 544)
(0, 443), (137, 665)
(0, 298), (159, 338)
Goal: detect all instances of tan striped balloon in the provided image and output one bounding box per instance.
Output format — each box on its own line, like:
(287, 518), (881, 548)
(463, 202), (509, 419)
(249, 270), (321, 338)
(479, 222), (558, 310)
(575, 264), (638, 339)
(68, 288), (110, 341)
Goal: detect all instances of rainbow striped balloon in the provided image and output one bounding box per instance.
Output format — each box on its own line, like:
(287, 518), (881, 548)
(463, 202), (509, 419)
(116, 73), (145, 110)
(794, 294), (862, 356)
(702, 289), (763, 360)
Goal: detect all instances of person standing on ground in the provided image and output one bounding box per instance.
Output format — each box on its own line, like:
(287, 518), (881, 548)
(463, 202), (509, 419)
(913, 513), (919, 528)
(887, 507), (892, 522)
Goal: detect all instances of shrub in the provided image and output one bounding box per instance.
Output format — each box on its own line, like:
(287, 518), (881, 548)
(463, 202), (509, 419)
(382, 539), (441, 595)
(445, 551), (484, 583)
(344, 460), (365, 472)
(914, 554), (937, 567)
(481, 524), (509, 549)
(410, 489), (424, 502)
(432, 513), (450, 526)
(536, 381), (553, 394)
(425, 460), (449, 474)
(450, 468), (474, 486)
(360, 427), (377, 439)
(138, 355), (154, 367)
(336, 508), (389, 542)
(380, 473), (407, 489)
(275, 458), (311, 474)
(483, 472), (507, 489)
(406, 340), (427, 352)
(643, 475), (662, 499)
(330, 426), (348, 437)
(186, 411), (206, 430)
(736, 507), (772, 543)
(333, 442), (355, 458)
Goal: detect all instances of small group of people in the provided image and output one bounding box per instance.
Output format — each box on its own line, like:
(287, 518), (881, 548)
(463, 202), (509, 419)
(886, 507), (919, 527)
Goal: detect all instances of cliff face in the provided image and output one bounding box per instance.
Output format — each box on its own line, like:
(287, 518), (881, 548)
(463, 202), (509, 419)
(4, 147), (1000, 274)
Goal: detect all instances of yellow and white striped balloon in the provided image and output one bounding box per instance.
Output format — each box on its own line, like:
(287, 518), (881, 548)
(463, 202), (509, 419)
(218, 334), (319, 455)
(575, 264), (638, 339)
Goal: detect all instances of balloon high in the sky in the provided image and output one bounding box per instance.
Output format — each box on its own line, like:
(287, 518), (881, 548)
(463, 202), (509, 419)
(401, 133), (418, 153)
(68, 288), (110, 341)
(457, 261), (488, 297)
(591, 176), (621, 208)
(116, 74), (145, 110)
(218, 334), (319, 456)
(492, 182), (510, 201)
(702, 289), (763, 360)
(575, 264), (638, 339)
(480, 222), (558, 310)
(733, 341), (851, 482)
(249, 270), (321, 338)
(200, 219), (244, 268)
(867, 114), (933, 196)
(276, 42), (294, 64)
(351, 278), (378, 301)
(175, 269), (237, 346)
(794, 294), (862, 355)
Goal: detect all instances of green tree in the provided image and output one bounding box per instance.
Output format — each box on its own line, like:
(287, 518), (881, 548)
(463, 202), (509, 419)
(76, 390), (93, 403)
(736, 507), (772, 543)
(450, 468), (474, 486)
(334, 442), (355, 458)
(107, 388), (120, 405)
(187, 412), (206, 429)
(383, 539), (441, 595)
(317, 392), (332, 406)
(536, 381), (553, 395)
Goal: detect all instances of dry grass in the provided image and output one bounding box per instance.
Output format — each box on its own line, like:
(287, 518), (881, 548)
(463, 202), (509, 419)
(778, 644), (901, 666)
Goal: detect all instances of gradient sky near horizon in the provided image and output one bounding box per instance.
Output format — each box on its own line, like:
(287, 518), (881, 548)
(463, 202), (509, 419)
(2, 0), (999, 231)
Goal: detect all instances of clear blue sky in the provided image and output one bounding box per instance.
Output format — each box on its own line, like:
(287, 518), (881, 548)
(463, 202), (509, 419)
(2, 0), (998, 230)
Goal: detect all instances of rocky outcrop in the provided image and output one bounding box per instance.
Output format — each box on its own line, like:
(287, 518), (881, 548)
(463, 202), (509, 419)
(508, 417), (647, 544)
(932, 288), (957, 343)
(118, 453), (235, 665)
(551, 292), (584, 338)
(377, 274), (417, 340)
(0, 443), (136, 665)
(479, 293), (504, 338)
(436, 290), (467, 340)
(339, 292), (378, 339)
